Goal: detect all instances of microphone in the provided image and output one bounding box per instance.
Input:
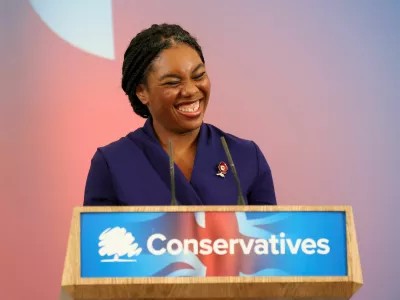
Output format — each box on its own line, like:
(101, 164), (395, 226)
(220, 136), (246, 205)
(168, 139), (178, 205)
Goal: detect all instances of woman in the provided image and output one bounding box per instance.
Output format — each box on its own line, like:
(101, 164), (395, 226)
(84, 24), (276, 206)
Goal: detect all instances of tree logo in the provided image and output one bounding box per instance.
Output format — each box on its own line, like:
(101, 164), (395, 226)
(98, 227), (142, 262)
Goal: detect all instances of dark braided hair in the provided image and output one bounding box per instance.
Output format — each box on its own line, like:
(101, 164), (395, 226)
(122, 24), (205, 118)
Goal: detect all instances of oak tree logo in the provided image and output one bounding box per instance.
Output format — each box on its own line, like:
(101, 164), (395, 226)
(98, 227), (142, 262)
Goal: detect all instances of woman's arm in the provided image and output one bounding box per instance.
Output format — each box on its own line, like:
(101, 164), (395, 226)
(83, 149), (119, 206)
(247, 142), (277, 205)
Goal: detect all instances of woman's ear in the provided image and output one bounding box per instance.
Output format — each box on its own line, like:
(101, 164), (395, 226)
(136, 84), (149, 105)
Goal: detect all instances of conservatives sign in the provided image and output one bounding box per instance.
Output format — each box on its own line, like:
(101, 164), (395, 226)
(80, 211), (347, 278)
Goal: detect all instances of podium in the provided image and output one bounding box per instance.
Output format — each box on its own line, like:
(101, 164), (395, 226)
(60, 206), (362, 299)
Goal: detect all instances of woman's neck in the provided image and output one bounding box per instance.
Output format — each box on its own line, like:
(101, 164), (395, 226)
(152, 120), (200, 154)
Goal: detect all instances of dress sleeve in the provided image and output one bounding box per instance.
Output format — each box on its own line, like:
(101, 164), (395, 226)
(83, 149), (119, 206)
(247, 142), (277, 205)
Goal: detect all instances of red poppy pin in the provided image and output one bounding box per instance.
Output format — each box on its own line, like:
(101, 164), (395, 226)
(216, 162), (228, 178)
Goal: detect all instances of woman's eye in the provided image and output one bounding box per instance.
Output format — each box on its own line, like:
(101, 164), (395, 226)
(164, 81), (180, 86)
(193, 72), (205, 80)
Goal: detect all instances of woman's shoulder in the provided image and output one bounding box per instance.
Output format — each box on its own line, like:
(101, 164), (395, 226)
(203, 122), (273, 174)
(92, 128), (144, 159)
(204, 122), (259, 152)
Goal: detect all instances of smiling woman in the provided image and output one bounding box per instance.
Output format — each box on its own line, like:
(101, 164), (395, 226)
(83, 23), (277, 206)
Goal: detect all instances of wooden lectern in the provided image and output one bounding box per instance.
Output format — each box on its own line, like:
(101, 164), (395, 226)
(60, 206), (362, 300)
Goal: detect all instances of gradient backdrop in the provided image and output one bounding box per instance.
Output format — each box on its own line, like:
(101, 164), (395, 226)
(1, 1), (399, 299)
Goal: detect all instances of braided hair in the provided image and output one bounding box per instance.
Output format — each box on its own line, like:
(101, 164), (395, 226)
(122, 24), (205, 118)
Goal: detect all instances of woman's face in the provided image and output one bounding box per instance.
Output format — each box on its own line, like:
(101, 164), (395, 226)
(136, 44), (211, 134)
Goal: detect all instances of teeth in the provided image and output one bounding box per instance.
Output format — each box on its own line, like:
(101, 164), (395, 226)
(177, 100), (200, 113)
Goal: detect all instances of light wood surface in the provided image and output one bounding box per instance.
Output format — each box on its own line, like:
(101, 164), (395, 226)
(61, 205), (363, 299)
(75, 205), (351, 212)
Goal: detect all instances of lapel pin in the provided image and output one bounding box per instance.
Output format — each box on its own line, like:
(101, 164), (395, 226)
(216, 161), (228, 178)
